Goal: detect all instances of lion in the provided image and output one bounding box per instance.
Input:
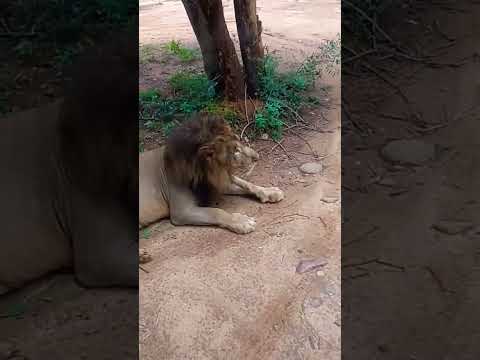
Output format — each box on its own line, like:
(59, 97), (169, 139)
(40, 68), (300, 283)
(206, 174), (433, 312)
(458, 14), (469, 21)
(139, 114), (285, 235)
(0, 34), (138, 294)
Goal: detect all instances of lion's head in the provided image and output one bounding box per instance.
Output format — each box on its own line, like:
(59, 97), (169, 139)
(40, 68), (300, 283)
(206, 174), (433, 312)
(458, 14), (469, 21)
(164, 114), (259, 205)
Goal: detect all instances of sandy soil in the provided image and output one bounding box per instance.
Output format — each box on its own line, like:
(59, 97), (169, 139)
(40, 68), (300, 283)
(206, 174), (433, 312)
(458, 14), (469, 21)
(342, 2), (480, 358)
(139, 0), (341, 359)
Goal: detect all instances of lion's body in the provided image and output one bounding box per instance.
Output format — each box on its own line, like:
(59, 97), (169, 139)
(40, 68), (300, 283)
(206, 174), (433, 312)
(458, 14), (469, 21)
(0, 102), (72, 290)
(139, 146), (170, 227)
(138, 115), (285, 234)
(0, 100), (138, 294)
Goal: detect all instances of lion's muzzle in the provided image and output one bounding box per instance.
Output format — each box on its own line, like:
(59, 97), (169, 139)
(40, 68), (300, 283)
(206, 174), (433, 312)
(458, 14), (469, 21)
(243, 145), (259, 162)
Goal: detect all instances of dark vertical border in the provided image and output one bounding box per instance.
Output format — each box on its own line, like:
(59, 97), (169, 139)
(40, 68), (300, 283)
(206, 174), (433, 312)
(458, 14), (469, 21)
(0, 1), (139, 359)
(342, 0), (480, 358)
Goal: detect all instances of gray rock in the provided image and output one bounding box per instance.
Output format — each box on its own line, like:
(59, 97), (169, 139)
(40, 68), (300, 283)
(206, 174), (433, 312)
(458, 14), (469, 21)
(321, 195), (339, 203)
(296, 258), (328, 274)
(303, 297), (323, 309)
(300, 162), (323, 174)
(433, 220), (474, 235)
(381, 139), (435, 165)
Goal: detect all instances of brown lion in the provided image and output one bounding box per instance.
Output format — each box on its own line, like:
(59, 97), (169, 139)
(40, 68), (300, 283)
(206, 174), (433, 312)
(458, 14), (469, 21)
(0, 33), (138, 294)
(139, 114), (285, 234)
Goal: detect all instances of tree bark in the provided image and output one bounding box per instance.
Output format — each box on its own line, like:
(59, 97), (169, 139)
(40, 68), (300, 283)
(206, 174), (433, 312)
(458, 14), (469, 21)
(233, 0), (264, 97)
(181, 0), (245, 100)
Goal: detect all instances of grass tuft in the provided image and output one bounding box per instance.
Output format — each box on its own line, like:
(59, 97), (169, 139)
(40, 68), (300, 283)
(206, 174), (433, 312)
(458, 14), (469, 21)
(139, 44), (160, 64)
(163, 40), (200, 62)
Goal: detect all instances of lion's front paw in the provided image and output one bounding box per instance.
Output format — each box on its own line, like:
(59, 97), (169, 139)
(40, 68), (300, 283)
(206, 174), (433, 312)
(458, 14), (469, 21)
(258, 187), (285, 203)
(227, 213), (256, 234)
(139, 248), (152, 264)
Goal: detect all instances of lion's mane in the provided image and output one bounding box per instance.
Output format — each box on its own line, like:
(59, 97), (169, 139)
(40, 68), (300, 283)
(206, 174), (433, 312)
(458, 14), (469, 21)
(57, 31), (138, 214)
(164, 114), (236, 206)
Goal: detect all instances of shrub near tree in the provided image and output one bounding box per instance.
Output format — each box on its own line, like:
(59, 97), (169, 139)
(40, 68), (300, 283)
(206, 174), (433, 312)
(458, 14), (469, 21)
(139, 1), (340, 145)
(181, 0), (264, 99)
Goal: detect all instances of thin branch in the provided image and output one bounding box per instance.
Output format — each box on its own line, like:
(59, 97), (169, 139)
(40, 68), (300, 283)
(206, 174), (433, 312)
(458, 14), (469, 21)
(240, 121), (253, 141)
(360, 61), (411, 105)
(343, 0), (395, 45)
(243, 82), (249, 122)
(286, 127), (319, 158)
(342, 225), (379, 247)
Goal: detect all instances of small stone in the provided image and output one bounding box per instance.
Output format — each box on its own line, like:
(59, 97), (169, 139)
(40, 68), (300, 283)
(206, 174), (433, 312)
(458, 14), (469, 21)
(316, 270), (325, 277)
(433, 220), (474, 235)
(296, 258), (328, 274)
(334, 315), (341, 326)
(260, 133), (269, 140)
(303, 297), (323, 309)
(381, 139), (435, 165)
(300, 162), (322, 174)
(321, 195), (338, 203)
(0, 341), (16, 359)
(378, 177), (396, 187)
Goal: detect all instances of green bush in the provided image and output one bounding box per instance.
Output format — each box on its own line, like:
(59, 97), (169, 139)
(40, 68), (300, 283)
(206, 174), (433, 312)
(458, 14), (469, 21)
(254, 35), (340, 140)
(255, 54), (320, 140)
(168, 72), (217, 113)
(139, 71), (218, 134)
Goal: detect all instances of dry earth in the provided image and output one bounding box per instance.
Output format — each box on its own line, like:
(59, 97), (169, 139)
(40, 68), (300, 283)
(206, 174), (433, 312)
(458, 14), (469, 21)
(342, 1), (480, 358)
(139, 0), (341, 359)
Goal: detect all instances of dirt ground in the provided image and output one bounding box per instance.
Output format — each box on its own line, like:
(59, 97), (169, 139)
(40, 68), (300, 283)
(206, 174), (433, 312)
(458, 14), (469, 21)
(139, 0), (341, 359)
(342, 2), (480, 358)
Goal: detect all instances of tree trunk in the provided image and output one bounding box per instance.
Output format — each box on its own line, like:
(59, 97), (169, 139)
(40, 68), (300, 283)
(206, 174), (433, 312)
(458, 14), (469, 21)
(233, 0), (264, 97)
(181, 0), (245, 100)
